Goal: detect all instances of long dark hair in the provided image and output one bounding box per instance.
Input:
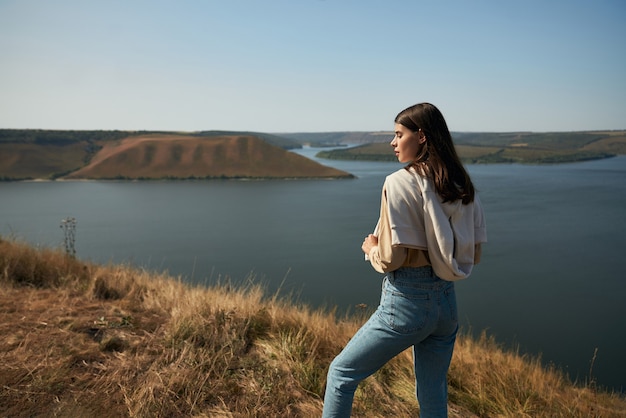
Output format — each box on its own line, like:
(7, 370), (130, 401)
(395, 103), (475, 204)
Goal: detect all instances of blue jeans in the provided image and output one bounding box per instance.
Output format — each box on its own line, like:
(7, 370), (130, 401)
(322, 266), (458, 418)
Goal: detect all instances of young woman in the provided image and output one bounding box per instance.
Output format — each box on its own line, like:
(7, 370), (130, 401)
(322, 103), (487, 418)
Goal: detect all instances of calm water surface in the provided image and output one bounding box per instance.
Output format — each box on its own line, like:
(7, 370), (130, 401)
(1, 150), (624, 392)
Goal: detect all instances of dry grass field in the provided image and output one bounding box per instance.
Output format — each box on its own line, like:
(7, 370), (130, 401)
(316, 130), (626, 164)
(0, 132), (352, 180)
(581, 131), (626, 154)
(1, 238), (624, 417)
(65, 134), (352, 180)
(2, 129), (624, 180)
(0, 142), (87, 179)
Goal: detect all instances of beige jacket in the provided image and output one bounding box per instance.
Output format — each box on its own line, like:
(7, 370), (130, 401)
(368, 167), (487, 280)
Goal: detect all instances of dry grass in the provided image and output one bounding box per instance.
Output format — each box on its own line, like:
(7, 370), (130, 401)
(582, 133), (626, 154)
(65, 134), (352, 180)
(0, 142), (87, 179)
(0, 133), (353, 181)
(1, 238), (624, 417)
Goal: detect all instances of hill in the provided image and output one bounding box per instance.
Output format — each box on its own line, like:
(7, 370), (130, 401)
(1, 238), (624, 417)
(314, 130), (626, 164)
(2, 129), (625, 180)
(65, 134), (351, 180)
(0, 130), (351, 180)
(276, 131), (392, 146)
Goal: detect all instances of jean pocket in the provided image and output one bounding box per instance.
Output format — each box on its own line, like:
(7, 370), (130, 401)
(377, 284), (431, 334)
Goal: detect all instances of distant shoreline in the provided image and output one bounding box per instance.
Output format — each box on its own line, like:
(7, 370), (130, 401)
(15, 174), (356, 182)
(315, 151), (618, 165)
(315, 131), (624, 165)
(1, 129), (624, 180)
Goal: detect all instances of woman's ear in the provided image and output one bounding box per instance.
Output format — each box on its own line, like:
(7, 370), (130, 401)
(418, 130), (427, 144)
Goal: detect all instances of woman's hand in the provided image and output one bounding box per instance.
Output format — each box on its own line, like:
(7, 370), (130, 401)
(362, 234), (378, 255)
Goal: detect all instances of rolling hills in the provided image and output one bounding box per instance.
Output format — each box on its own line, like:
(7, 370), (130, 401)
(313, 130), (626, 164)
(0, 131), (352, 180)
(64, 134), (352, 180)
(2, 128), (625, 180)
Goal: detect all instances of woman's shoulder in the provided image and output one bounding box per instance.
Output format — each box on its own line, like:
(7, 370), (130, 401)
(385, 167), (427, 199)
(386, 166), (428, 188)
(386, 167), (440, 203)
(386, 167), (415, 182)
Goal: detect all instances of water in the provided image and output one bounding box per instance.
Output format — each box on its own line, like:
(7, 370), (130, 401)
(1, 150), (624, 392)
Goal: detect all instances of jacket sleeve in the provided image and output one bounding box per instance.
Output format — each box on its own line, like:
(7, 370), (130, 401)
(367, 187), (409, 273)
(474, 194), (488, 244)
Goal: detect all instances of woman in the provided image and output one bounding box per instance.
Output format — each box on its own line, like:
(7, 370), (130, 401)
(322, 103), (487, 418)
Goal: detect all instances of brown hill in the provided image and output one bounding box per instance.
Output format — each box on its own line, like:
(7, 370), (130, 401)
(0, 142), (88, 180)
(65, 134), (352, 179)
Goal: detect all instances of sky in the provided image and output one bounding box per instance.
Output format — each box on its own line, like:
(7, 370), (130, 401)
(1, 0), (624, 133)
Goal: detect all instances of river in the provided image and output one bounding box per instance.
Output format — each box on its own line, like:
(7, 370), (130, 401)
(1, 149), (624, 392)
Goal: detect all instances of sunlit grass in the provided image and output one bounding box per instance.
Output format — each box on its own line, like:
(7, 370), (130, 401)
(1, 237), (624, 417)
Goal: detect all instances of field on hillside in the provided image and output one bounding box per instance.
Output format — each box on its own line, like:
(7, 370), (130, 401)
(0, 131), (351, 180)
(316, 130), (626, 164)
(1, 238), (624, 417)
(0, 142), (88, 179)
(2, 130), (625, 180)
(64, 134), (351, 180)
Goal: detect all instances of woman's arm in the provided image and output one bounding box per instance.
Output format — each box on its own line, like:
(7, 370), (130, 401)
(362, 187), (409, 273)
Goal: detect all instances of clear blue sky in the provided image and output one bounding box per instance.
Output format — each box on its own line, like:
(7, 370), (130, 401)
(1, 0), (624, 133)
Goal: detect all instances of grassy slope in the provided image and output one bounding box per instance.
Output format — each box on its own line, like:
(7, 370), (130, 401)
(316, 131), (626, 164)
(1, 239), (624, 417)
(2, 130), (625, 180)
(0, 142), (89, 180)
(65, 134), (351, 179)
(0, 131), (350, 180)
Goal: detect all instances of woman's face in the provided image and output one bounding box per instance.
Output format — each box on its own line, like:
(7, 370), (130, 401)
(390, 123), (425, 163)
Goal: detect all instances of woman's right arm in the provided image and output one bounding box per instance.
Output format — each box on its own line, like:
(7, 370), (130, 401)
(366, 187), (408, 273)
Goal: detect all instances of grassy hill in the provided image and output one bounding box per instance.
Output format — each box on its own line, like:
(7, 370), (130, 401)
(315, 130), (626, 164)
(2, 129), (625, 180)
(0, 130), (140, 180)
(276, 131), (393, 147)
(0, 130), (350, 180)
(64, 134), (351, 180)
(1, 238), (624, 417)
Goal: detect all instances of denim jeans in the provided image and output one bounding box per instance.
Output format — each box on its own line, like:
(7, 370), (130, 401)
(322, 266), (458, 418)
